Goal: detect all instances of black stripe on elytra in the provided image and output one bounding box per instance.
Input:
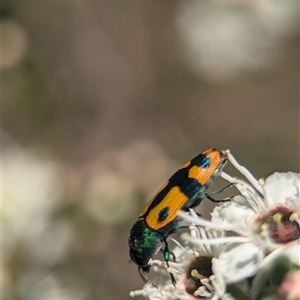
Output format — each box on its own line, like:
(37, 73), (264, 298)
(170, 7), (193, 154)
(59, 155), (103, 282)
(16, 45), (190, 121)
(190, 151), (213, 168)
(141, 152), (213, 218)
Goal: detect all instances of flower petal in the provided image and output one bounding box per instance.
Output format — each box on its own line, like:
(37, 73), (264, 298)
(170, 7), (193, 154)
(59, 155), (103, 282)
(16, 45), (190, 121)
(264, 172), (300, 206)
(211, 196), (254, 232)
(219, 243), (264, 283)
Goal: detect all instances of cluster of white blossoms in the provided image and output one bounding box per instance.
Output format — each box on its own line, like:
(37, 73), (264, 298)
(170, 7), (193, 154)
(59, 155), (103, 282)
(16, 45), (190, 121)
(130, 151), (300, 300)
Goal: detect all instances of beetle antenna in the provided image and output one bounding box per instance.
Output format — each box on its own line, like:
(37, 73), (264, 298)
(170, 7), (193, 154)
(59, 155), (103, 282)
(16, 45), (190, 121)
(138, 267), (158, 288)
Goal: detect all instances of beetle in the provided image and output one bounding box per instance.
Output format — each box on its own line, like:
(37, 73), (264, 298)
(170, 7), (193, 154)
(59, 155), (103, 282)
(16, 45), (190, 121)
(128, 148), (229, 286)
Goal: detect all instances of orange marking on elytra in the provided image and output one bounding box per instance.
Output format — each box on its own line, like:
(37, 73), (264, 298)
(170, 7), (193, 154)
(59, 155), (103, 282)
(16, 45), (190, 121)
(146, 186), (188, 230)
(188, 151), (221, 185)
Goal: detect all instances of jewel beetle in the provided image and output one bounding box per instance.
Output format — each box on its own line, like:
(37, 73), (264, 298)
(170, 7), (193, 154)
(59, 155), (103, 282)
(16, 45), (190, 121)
(128, 148), (229, 286)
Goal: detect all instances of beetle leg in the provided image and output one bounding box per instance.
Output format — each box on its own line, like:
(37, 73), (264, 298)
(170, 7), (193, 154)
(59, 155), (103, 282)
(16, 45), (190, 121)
(163, 240), (177, 286)
(205, 194), (234, 203)
(205, 182), (235, 202)
(207, 182), (234, 195)
(160, 248), (176, 262)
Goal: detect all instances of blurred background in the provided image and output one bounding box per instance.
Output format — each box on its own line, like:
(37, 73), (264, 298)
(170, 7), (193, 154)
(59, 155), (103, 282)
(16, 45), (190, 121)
(2, 0), (299, 299)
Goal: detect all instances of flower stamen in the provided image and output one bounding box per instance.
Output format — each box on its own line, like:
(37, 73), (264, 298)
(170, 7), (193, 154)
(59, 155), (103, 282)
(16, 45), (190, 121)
(289, 212), (299, 223)
(227, 153), (263, 194)
(273, 213), (286, 241)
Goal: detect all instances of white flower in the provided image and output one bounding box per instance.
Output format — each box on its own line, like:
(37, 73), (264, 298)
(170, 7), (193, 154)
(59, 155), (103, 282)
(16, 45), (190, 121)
(130, 150), (300, 298)
(181, 219), (235, 300)
(219, 154), (300, 279)
(180, 152), (300, 284)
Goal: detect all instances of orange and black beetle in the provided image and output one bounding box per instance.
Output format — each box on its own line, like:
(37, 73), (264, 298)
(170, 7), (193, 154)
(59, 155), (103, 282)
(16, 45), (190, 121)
(128, 148), (229, 285)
